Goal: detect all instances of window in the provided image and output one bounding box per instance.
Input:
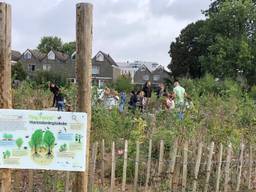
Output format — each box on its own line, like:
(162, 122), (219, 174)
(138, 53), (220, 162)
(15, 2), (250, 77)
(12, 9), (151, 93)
(153, 75), (160, 81)
(92, 66), (100, 75)
(96, 53), (104, 62)
(43, 64), (51, 71)
(24, 52), (32, 60)
(141, 66), (146, 71)
(28, 64), (36, 72)
(143, 75), (149, 81)
(67, 78), (77, 84)
(48, 51), (55, 60)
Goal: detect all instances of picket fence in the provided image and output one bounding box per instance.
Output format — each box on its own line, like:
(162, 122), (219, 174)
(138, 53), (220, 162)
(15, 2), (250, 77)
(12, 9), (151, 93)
(87, 139), (256, 192)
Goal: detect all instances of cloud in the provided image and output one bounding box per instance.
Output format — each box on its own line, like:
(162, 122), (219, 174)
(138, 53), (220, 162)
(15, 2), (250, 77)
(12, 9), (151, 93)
(4, 0), (211, 65)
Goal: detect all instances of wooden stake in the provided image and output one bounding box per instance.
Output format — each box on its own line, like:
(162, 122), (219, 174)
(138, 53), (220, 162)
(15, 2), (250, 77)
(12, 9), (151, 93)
(168, 140), (178, 191)
(158, 140), (164, 177)
(110, 142), (116, 192)
(101, 139), (105, 189)
(145, 139), (152, 191)
(134, 142), (140, 191)
(76, 3), (93, 192)
(248, 145), (252, 190)
(204, 142), (215, 192)
(0, 2), (12, 192)
(89, 142), (98, 192)
(192, 142), (203, 192)
(236, 143), (244, 191)
(224, 144), (232, 192)
(182, 141), (188, 192)
(121, 140), (128, 192)
(215, 143), (223, 192)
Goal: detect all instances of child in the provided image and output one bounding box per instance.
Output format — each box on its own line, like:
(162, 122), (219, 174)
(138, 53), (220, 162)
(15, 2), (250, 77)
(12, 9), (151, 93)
(128, 91), (137, 112)
(137, 91), (146, 112)
(119, 91), (126, 113)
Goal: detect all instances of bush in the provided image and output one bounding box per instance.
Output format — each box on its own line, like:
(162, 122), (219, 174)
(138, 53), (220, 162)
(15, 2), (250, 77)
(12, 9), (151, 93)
(114, 75), (134, 92)
(33, 71), (68, 87)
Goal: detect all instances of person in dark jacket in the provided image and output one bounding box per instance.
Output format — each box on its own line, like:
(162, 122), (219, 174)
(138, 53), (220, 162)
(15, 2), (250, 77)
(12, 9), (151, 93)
(128, 91), (137, 112)
(156, 82), (166, 99)
(142, 81), (152, 110)
(56, 90), (65, 111)
(142, 81), (152, 98)
(49, 82), (59, 107)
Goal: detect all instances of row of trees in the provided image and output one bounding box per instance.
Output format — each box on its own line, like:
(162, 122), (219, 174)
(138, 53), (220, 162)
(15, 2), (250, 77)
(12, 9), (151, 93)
(169, 0), (256, 85)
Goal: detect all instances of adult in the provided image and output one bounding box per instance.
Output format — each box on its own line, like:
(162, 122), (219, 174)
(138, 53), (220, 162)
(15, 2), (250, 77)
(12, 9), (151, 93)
(142, 81), (152, 110)
(173, 80), (187, 120)
(49, 82), (60, 107)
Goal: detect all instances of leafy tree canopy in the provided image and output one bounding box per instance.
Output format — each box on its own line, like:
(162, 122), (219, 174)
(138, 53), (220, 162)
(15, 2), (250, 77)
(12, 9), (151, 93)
(169, 0), (256, 85)
(37, 36), (63, 53)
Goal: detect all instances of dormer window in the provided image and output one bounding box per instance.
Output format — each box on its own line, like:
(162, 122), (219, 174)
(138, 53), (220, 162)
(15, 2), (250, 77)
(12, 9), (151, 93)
(71, 52), (76, 60)
(24, 51), (32, 60)
(96, 52), (104, 62)
(48, 51), (55, 60)
(141, 66), (146, 71)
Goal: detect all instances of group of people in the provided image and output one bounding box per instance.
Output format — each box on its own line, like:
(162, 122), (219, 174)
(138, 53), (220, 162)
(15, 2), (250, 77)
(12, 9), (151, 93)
(100, 80), (190, 119)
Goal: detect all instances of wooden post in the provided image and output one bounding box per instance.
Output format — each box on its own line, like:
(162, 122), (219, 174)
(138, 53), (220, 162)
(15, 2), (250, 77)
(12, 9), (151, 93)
(204, 142), (215, 192)
(224, 144), (232, 192)
(215, 143), (223, 192)
(0, 2), (12, 192)
(236, 143), (244, 191)
(192, 142), (203, 192)
(28, 170), (34, 192)
(64, 172), (70, 192)
(158, 140), (164, 177)
(134, 142), (140, 191)
(121, 140), (128, 192)
(182, 141), (188, 192)
(89, 142), (98, 192)
(110, 142), (116, 192)
(76, 3), (93, 192)
(168, 140), (178, 191)
(248, 145), (252, 190)
(101, 139), (105, 189)
(145, 139), (152, 191)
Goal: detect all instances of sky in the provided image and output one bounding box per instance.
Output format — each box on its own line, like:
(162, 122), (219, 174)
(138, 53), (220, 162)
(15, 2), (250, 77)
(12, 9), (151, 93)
(4, 0), (211, 66)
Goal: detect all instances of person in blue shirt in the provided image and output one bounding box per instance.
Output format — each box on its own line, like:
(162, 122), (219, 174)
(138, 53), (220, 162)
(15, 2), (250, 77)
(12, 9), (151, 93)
(118, 91), (126, 113)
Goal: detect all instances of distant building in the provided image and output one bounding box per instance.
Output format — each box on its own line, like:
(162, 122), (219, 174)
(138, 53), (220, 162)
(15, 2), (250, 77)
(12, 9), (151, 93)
(15, 49), (120, 86)
(11, 50), (21, 65)
(117, 60), (169, 86)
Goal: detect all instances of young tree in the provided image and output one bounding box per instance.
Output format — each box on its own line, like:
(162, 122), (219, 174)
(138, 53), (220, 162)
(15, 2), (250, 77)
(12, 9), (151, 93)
(114, 75), (134, 92)
(16, 138), (23, 149)
(43, 130), (55, 155)
(12, 62), (27, 81)
(30, 129), (43, 154)
(37, 36), (63, 53)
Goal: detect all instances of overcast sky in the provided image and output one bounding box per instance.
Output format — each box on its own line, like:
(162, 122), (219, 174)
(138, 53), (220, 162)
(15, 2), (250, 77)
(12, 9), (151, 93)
(4, 0), (211, 66)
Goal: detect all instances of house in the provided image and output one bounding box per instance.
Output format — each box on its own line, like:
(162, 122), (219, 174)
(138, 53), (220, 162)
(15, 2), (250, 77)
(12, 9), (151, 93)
(11, 50), (21, 65)
(133, 63), (169, 86)
(19, 49), (46, 76)
(71, 51), (121, 87)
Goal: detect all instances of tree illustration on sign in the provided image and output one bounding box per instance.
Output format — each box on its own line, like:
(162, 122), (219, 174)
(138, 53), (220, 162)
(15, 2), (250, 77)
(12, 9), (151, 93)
(43, 130), (55, 156)
(59, 144), (67, 152)
(16, 138), (24, 149)
(30, 129), (43, 155)
(3, 150), (11, 159)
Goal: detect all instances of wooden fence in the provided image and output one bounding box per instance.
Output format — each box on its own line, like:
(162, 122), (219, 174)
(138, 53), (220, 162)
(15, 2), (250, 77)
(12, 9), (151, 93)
(86, 139), (256, 192)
